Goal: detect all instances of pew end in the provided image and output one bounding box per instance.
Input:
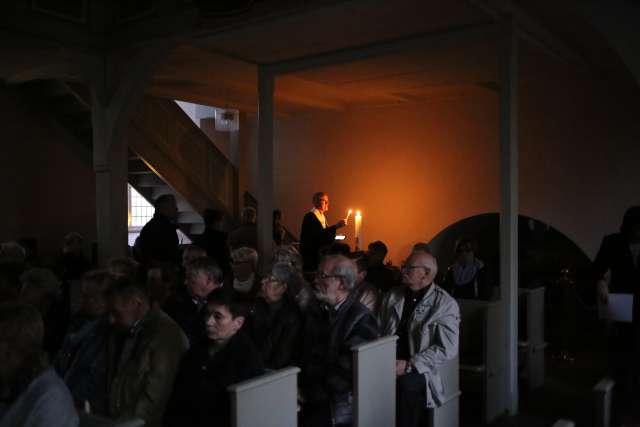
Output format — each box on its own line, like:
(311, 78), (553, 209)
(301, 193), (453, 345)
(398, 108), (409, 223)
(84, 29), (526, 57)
(352, 335), (398, 427)
(228, 367), (300, 427)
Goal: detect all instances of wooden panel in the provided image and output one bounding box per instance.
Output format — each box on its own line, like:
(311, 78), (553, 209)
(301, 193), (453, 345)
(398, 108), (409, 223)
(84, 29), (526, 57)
(128, 96), (237, 217)
(352, 336), (398, 427)
(228, 368), (300, 427)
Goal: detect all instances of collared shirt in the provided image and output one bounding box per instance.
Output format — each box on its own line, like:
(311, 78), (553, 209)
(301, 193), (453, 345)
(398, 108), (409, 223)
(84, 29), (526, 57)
(311, 208), (327, 229)
(396, 285), (430, 360)
(233, 274), (255, 293)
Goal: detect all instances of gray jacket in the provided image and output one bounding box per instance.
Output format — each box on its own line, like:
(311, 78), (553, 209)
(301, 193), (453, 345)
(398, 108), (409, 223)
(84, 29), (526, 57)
(379, 284), (460, 408)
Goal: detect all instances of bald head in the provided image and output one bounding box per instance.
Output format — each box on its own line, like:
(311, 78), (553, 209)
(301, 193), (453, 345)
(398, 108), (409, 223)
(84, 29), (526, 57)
(402, 251), (438, 290)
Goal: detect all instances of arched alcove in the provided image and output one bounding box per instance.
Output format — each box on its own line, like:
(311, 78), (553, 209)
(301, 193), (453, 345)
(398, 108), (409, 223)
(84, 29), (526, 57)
(428, 213), (593, 291)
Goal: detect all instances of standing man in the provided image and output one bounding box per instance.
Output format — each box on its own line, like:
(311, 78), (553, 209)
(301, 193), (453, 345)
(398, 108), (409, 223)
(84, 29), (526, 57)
(300, 192), (346, 272)
(379, 251), (460, 427)
(137, 194), (180, 268)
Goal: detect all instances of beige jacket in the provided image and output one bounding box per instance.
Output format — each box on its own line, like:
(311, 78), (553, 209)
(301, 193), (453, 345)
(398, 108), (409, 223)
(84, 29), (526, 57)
(379, 284), (460, 408)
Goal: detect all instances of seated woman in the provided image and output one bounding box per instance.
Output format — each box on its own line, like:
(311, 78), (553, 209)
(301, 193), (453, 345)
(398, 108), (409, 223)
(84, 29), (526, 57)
(165, 289), (264, 427)
(442, 236), (490, 300)
(0, 303), (78, 427)
(229, 247), (261, 296)
(248, 262), (303, 369)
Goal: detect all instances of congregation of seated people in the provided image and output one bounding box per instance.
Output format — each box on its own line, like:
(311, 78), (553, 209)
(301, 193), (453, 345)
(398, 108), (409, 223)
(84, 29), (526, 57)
(0, 201), (469, 427)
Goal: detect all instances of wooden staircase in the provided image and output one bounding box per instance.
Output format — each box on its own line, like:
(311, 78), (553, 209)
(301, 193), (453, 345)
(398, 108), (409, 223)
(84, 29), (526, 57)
(14, 79), (238, 237)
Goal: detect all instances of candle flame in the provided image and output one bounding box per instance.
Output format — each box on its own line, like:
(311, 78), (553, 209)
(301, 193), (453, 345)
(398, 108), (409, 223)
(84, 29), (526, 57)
(356, 210), (361, 217)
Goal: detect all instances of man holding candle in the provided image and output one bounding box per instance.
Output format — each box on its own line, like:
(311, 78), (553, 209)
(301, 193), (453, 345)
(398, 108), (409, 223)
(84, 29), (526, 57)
(300, 192), (347, 272)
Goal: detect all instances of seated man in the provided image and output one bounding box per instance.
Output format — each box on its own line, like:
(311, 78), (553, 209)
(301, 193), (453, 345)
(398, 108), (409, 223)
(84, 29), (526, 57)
(165, 257), (223, 343)
(379, 251), (460, 427)
(0, 302), (78, 427)
(54, 270), (114, 414)
(301, 255), (379, 427)
(165, 289), (264, 427)
(106, 278), (188, 427)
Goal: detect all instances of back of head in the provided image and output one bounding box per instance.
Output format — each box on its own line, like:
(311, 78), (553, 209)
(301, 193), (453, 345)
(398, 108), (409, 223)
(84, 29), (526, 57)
(20, 268), (61, 306)
(621, 206), (640, 237)
(154, 194), (177, 219)
(186, 257), (224, 285)
(108, 257), (140, 280)
(203, 209), (224, 228)
(106, 276), (150, 305)
(182, 245), (207, 266)
(62, 232), (84, 254)
(272, 245), (303, 273)
(0, 241), (26, 265)
(0, 302), (45, 384)
(241, 206), (257, 225)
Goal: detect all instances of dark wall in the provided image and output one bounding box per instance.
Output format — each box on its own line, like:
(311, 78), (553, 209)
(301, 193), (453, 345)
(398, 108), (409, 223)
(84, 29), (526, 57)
(0, 87), (96, 260)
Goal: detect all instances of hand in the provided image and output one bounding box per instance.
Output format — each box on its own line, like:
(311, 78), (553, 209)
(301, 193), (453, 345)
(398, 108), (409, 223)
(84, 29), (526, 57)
(597, 280), (609, 305)
(335, 219), (347, 229)
(395, 360), (408, 377)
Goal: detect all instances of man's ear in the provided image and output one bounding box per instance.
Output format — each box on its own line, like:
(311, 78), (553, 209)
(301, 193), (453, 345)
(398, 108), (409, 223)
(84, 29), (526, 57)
(232, 315), (245, 330)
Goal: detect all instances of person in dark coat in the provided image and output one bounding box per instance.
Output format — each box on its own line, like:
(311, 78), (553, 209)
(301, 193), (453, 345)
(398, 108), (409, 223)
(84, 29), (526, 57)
(192, 209), (231, 274)
(248, 262), (303, 369)
(228, 207), (258, 250)
(164, 257), (223, 344)
(301, 255), (379, 427)
(54, 270), (114, 414)
(300, 192), (347, 272)
(593, 206), (640, 402)
(365, 240), (398, 294)
(136, 194), (180, 267)
(165, 289), (264, 427)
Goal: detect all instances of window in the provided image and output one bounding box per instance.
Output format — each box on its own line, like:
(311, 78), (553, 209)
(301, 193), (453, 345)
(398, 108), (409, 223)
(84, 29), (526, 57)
(127, 185), (192, 246)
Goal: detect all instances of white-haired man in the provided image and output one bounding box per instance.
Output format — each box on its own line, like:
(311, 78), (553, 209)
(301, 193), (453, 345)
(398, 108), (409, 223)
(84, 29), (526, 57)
(379, 251), (460, 427)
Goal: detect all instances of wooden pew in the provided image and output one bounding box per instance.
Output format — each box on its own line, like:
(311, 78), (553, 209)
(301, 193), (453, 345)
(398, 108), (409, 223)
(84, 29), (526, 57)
(228, 367), (300, 427)
(593, 377), (614, 427)
(352, 336), (398, 427)
(458, 299), (507, 424)
(78, 412), (145, 427)
(518, 287), (546, 390)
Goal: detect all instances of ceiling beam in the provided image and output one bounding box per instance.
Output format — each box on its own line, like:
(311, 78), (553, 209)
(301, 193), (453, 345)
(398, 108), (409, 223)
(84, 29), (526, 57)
(264, 23), (499, 76)
(465, 0), (589, 69)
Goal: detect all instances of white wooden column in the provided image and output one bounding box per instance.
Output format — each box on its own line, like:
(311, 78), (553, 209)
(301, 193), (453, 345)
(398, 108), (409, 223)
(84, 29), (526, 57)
(499, 21), (519, 415)
(257, 67), (275, 272)
(92, 96), (129, 265)
(89, 44), (171, 266)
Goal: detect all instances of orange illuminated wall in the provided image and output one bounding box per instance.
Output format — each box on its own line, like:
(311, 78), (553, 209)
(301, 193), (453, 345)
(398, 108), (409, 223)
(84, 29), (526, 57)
(240, 72), (640, 266)
(243, 95), (501, 264)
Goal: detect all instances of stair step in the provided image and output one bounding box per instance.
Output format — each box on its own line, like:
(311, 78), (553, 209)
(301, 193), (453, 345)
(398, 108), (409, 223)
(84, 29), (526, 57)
(135, 174), (166, 187)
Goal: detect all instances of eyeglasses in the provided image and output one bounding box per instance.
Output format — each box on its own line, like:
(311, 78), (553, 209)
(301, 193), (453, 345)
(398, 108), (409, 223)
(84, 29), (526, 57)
(401, 265), (430, 274)
(316, 272), (341, 281)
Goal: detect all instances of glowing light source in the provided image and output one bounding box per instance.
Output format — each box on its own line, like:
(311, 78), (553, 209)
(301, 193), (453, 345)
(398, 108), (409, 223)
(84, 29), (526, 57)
(214, 108), (239, 132)
(354, 210), (362, 250)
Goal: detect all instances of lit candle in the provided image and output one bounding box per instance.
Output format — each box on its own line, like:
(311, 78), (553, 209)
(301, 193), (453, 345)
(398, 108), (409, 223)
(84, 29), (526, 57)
(354, 210), (362, 250)
(346, 209), (353, 224)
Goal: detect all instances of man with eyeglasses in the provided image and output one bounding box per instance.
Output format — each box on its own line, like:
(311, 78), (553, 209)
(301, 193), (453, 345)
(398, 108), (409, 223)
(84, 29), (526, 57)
(301, 255), (379, 427)
(379, 251), (460, 427)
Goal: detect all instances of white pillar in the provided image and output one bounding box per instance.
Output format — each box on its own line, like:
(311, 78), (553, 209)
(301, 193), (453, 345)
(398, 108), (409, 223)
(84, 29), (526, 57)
(499, 22), (519, 415)
(257, 67), (275, 272)
(91, 96), (129, 265)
